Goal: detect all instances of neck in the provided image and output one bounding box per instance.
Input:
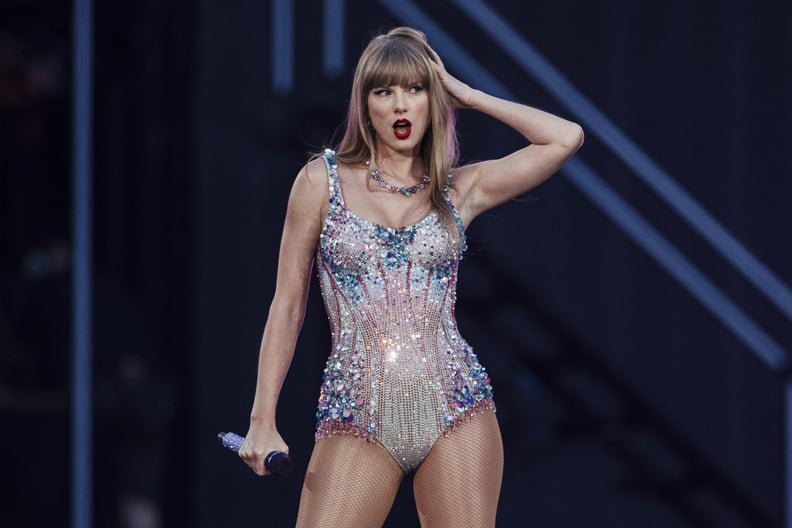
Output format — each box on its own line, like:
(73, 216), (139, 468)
(373, 146), (424, 182)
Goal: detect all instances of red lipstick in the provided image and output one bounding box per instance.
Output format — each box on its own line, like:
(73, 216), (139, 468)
(393, 119), (412, 139)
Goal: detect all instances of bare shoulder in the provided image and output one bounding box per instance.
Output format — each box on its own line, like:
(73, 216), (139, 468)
(287, 157), (330, 227)
(297, 157), (330, 191)
(292, 157), (331, 201)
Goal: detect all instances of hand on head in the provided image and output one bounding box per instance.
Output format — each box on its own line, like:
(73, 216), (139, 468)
(385, 26), (475, 109)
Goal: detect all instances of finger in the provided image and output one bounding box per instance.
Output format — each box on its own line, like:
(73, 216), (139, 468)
(255, 461), (270, 476)
(239, 449), (267, 476)
(250, 455), (271, 476)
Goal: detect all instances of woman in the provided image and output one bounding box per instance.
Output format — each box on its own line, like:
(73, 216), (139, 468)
(239, 27), (583, 527)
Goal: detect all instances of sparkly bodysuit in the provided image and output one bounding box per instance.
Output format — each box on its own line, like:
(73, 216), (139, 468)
(314, 150), (495, 472)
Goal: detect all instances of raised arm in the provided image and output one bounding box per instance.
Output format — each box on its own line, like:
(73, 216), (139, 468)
(430, 48), (584, 226)
(239, 158), (328, 475)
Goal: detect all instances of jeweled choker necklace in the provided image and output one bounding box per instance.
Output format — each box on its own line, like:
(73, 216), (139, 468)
(365, 161), (430, 198)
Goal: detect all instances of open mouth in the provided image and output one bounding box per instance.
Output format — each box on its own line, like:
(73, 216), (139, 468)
(393, 119), (412, 139)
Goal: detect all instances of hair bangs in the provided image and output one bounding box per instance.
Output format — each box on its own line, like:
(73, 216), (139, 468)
(362, 42), (431, 92)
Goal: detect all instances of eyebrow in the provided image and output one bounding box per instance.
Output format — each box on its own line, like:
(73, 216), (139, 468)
(370, 80), (423, 89)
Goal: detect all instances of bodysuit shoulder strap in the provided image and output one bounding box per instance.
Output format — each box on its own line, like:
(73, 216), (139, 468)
(319, 148), (345, 207)
(443, 171), (468, 253)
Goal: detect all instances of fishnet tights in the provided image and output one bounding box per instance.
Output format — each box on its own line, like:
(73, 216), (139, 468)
(295, 435), (404, 527)
(295, 411), (503, 528)
(414, 411), (503, 527)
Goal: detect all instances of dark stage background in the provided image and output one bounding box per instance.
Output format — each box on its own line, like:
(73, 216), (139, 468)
(1, 0), (790, 526)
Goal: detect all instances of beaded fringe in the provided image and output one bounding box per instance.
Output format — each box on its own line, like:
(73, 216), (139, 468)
(314, 398), (497, 444)
(315, 420), (378, 444)
(441, 398), (497, 438)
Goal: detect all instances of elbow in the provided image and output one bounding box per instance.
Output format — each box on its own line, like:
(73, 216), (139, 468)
(562, 123), (584, 153)
(269, 294), (307, 326)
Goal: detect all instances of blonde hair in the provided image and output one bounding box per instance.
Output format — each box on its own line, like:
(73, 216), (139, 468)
(333, 27), (461, 248)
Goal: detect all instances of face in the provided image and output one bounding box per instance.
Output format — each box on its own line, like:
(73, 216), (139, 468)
(366, 81), (430, 156)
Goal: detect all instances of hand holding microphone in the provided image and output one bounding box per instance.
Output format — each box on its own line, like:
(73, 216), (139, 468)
(218, 431), (294, 476)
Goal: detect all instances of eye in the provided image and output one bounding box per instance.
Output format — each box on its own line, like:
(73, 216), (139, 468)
(372, 88), (391, 96)
(409, 84), (424, 94)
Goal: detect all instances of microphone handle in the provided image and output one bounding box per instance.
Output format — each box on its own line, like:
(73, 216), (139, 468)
(217, 431), (294, 476)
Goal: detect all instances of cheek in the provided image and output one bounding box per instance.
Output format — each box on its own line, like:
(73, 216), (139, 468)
(367, 100), (388, 123)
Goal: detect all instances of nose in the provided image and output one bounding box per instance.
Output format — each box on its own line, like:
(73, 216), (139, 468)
(393, 89), (408, 113)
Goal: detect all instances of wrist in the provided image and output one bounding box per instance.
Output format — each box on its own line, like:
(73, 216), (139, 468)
(249, 412), (276, 430)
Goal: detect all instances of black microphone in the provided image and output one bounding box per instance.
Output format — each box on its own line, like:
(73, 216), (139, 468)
(217, 431), (294, 476)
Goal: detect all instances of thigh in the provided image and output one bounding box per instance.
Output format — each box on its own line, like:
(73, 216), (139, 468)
(295, 435), (404, 528)
(413, 411), (503, 528)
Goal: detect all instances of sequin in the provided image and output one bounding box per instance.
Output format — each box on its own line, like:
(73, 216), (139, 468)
(314, 150), (494, 472)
